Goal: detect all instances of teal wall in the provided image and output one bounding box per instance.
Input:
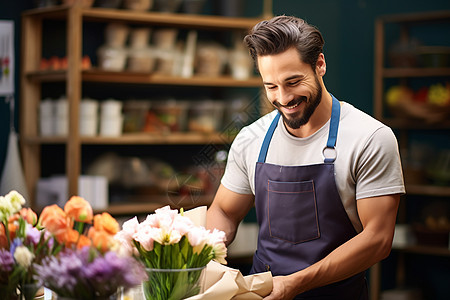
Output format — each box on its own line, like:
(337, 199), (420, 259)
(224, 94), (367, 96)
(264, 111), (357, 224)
(1, 0), (450, 178)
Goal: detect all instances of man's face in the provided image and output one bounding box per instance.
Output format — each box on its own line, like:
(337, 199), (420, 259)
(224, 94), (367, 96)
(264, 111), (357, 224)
(258, 47), (322, 130)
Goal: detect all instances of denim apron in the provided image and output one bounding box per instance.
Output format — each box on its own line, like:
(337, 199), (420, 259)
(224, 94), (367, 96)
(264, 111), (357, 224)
(251, 96), (368, 299)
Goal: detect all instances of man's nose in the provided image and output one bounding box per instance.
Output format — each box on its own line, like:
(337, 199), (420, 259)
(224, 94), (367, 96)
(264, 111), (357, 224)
(278, 87), (295, 105)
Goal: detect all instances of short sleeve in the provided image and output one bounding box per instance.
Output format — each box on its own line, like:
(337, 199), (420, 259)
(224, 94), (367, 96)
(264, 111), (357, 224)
(221, 128), (254, 195)
(355, 126), (405, 200)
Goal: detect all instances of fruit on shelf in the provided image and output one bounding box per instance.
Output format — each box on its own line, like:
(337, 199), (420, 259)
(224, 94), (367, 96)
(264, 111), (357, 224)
(385, 85), (414, 106)
(428, 83), (450, 106)
(39, 55), (92, 71)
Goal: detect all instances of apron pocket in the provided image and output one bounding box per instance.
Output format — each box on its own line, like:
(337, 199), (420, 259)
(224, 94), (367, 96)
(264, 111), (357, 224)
(267, 180), (319, 244)
(250, 250), (271, 274)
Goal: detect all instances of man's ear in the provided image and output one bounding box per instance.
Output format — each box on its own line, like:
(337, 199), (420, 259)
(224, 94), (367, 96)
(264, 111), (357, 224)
(316, 53), (326, 76)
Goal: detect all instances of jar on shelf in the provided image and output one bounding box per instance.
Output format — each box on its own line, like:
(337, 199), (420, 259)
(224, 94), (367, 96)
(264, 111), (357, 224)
(129, 27), (151, 49)
(127, 48), (155, 72)
(97, 45), (128, 71)
(104, 23), (129, 48)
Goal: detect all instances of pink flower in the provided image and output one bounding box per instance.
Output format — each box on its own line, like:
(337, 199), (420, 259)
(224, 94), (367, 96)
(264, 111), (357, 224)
(187, 227), (209, 254)
(207, 228), (227, 245)
(114, 217), (139, 255)
(172, 215), (194, 236)
(207, 229), (227, 264)
(133, 226), (158, 251)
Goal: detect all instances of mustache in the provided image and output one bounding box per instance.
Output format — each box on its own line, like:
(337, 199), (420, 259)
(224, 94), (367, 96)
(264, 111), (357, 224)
(273, 96), (307, 108)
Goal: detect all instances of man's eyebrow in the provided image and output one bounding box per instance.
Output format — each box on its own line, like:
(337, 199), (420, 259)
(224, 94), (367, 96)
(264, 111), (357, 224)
(263, 74), (305, 86)
(284, 75), (305, 81)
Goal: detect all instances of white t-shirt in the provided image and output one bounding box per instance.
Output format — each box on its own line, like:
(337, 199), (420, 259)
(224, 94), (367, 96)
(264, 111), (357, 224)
(221, 101), (405, 232)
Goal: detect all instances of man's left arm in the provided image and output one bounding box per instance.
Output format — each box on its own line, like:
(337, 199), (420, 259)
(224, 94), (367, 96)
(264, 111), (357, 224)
(264, 194), (400, 300)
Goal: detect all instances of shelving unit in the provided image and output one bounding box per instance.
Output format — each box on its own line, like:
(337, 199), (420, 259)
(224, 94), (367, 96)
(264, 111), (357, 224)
(20, 4), (266, 214)
(372, 10), (450, 300)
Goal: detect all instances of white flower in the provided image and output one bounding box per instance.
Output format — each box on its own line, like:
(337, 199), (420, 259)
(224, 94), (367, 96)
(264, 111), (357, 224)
(0, 196), (14, 222)
(5, 190), (26, 213)
(151, 227), (182, 246)
(14, 245), (35, 268)
(212, 242), (227, 265)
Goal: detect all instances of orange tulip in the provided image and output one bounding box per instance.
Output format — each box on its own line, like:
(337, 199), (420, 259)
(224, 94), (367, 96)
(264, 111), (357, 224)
(77, 233), (92, 249)
(64, 228), (81, 248)
(7, 212), (20, 223)
(64, 196), (93, 223)
(19, 207), (38, 226)
(63, 228), (92, 249)
(0, 224), (7, 248)
(93, 212), (119, 235)
(7, 222), (17, 240)
(88, 227), (114, 253)
(39, 204), (71, 241)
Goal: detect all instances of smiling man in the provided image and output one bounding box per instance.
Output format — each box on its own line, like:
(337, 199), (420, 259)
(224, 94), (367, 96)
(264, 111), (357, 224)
(206, 15), (405, 300)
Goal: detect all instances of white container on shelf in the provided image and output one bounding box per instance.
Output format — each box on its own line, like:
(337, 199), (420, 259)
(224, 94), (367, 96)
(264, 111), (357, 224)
(54, 117), (68, 136)
(97, 45), (128, 71)
(101, 99), (123, 117)
(100, 99), (123, 136)
(80, 99), (99, 136)
(55, 96), (68, 117)
(54, 97), (68, 136)
(80, 98), (99, 118)
(80, 117), (98, 136)
(99, 115), (123, 137)
(39, 98), (55, 136)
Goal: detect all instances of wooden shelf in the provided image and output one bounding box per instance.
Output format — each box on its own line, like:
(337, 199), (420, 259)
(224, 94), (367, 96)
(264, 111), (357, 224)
(392, 245), (450, 257)
(22, 5), (263, 30)
(81, 132), (235, 145)
(23, 132), (235, 145)
(405, 184), (450, 197)
(380, 118), (450, 129)
(26, 69), (262, 87)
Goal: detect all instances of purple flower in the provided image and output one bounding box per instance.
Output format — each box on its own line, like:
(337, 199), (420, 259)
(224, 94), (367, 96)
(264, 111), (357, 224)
(0, 249), (14, 272)
(36, 248), (147, 299)
(26, 224), (41, 246)
(9, 237), (22, 256)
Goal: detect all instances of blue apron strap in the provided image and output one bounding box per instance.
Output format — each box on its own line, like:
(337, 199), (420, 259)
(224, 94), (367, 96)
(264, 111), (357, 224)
(257, 112), (281, 163)
(324, 95), (341, 163)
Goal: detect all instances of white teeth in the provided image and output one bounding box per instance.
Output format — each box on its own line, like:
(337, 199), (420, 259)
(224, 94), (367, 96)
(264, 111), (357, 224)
(286, 103), (299, 109)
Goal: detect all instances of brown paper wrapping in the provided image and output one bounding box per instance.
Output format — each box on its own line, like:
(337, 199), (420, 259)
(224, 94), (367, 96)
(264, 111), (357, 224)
(187, 261), (273, 300)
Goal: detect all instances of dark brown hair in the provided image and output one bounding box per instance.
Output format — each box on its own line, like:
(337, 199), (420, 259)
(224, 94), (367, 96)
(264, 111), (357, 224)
(244, 15), (324, 70)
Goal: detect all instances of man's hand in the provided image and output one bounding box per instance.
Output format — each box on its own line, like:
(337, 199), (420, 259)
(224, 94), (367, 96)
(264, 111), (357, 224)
(264, 276), (297, 300)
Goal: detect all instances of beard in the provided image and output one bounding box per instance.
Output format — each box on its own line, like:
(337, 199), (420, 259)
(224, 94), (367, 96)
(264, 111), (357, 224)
(272, 76), (323, 129)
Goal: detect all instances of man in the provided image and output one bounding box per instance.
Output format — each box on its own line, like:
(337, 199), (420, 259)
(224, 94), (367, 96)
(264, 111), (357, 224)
(206, 15), (405, 300)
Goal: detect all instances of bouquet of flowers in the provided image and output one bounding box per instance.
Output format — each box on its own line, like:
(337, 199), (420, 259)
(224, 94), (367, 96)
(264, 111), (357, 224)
(0, 190), (55, 300)
(35, 195), (147, 299)
(115, 205), (227, 300)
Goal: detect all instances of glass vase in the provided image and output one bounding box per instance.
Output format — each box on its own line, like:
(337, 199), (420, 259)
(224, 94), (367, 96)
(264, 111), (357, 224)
(143, 267), (206, 300)
(20, 283), (42, 300)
